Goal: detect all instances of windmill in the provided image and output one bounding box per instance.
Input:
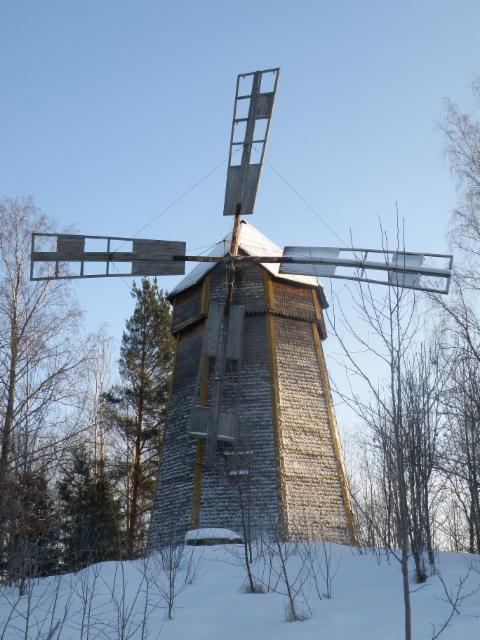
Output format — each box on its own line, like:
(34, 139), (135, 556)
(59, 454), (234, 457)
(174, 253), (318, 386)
(31, 68), (452, 545)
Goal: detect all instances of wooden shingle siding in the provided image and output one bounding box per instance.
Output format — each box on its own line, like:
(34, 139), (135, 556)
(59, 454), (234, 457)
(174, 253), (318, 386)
(149, 265), (281, 546)
(231, 261), (268, 312)
(273, 314), (351, 542)
(148, 262), (353, 548)
(272, 280), (317, 320)
(148, 323), (204, 543)
(170, 284), (203, 334)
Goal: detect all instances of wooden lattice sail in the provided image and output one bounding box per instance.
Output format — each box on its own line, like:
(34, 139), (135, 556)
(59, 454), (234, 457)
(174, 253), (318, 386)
(147, 222), (355, 546)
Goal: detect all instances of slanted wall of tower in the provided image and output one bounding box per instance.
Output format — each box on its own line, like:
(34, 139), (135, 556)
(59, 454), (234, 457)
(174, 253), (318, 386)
(148, 262), (354, 548)
(148, 263), (282, 547)
(263, 276), (353, 542)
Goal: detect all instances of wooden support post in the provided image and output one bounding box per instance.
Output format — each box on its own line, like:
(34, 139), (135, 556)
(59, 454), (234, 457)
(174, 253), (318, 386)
(203, 212), (242, 465)
(226, 212), (242, 307)
(262, 270), (289, 536)
(191, 354), (209, 528)
(311, 323), (356, 543)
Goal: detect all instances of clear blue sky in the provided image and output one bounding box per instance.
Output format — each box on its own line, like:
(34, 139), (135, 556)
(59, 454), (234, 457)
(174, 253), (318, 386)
(1, 1), (479, 363)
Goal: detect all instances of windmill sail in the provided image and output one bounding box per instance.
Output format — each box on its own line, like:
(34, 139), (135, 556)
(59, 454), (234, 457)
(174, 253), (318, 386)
(280, 246), (453, 294)
(223, 68), (280, 216)
(30, 232), (186, 280)
(388, 252), (424, 287)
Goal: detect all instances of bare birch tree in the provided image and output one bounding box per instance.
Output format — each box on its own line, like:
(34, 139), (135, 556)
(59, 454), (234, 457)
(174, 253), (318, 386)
(439, 347), (480, 552)
(428, 75), (480, 553)
(328, 223), (420, 640)
(0, 196), (87, 581)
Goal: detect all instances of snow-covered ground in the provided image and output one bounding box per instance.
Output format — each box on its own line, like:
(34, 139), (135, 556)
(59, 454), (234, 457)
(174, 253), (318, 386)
(0, 543), (479, 639)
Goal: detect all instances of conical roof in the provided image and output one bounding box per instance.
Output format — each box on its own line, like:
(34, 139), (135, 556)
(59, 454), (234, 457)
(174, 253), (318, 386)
(170, 220), (324, 297)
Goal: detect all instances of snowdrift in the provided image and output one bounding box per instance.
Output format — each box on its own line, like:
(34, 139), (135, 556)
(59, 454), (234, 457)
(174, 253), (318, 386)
(0, 543), (478, 639)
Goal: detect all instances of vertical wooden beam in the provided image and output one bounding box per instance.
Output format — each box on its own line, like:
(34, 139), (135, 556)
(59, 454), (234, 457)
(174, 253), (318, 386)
(226, 214), (242, 306)
(229, 213), (242, 257)
(311, 288), (323, 321)
(191, 353), (209, 529)
(192, 272), (212, 520)
(262, 270), (289, 536)
(263, 268), (275, 310)
(200, 274), (211, 316)
(311, 323), (356, 543)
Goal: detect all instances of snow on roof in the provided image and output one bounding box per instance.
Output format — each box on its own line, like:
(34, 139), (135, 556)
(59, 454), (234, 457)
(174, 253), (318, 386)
(170, 220), (323, 297)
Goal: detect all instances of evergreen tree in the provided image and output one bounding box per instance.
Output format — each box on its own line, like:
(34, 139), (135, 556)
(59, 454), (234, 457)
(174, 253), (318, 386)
(103, 278), (175, 557)
(58, 445), (121, 571)
(4, 469), (60, 584)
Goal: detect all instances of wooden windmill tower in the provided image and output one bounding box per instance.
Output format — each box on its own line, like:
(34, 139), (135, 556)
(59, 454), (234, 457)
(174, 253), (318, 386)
(30, 68), (453, 546)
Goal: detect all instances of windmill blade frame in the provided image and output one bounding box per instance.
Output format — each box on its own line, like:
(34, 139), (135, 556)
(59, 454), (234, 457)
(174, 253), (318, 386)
(279, 245), (453, 294)
(30, 232), (186, 280)
(223, 68), (280, 217)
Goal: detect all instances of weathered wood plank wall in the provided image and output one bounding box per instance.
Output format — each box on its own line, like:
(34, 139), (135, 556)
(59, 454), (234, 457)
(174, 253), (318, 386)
(148, 260), (353, 547)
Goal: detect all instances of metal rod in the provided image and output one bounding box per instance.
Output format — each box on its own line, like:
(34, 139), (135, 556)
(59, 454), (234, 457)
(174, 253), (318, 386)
(32, 232), (134, 242)
(30, 234), (35, 281)
(32, 252), (137, 262)
(283, 246), (452, 259)
(313, 273), (450, 295)
(32, 251), (451, 279)
(106, 238), (110, 275)
(175, 254), (452, 278)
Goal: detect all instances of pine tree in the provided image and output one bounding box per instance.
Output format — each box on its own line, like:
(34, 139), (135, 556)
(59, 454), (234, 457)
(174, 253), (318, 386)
(58, 445), (121, 571)
(103, 278), (175, 557)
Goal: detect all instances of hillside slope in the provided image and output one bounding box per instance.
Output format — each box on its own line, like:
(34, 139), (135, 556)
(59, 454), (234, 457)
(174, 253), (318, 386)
(0, 543), (478, 639)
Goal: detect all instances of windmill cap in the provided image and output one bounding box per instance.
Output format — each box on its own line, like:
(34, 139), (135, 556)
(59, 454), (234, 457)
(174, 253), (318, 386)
(169, 220), (326, 299)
